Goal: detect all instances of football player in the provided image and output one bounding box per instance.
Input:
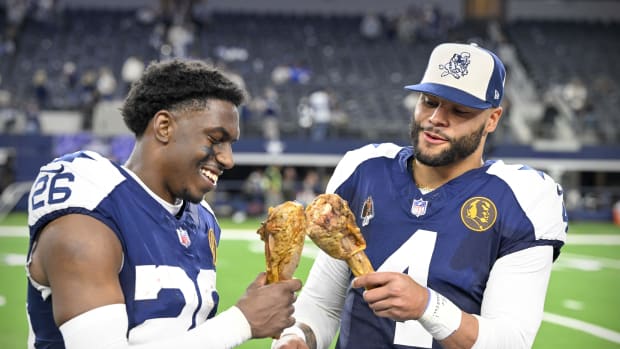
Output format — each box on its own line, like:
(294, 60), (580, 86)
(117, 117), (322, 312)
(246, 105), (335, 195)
(26, 59), (301, 348)
(273, 43), (567, 349)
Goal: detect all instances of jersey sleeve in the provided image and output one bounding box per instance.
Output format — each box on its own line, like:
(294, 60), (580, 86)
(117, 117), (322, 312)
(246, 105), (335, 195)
(28, 151), (126, 237)
(488, 162), (568, 260)
(326, 143), (403, 195)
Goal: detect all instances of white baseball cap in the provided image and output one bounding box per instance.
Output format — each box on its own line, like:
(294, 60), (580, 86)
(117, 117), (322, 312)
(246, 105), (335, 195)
(405, 42), (506, 109)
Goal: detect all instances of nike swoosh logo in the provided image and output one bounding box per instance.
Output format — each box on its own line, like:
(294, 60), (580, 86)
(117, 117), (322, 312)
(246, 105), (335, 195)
(40, 164), (64, 174)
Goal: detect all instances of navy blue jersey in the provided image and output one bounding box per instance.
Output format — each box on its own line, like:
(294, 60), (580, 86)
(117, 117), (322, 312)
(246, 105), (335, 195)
(26, 151), (221, 348)
(327, 143), (567, 349)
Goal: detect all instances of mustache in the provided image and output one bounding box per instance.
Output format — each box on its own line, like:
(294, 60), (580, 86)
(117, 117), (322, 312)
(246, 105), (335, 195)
(411, 123), (451, 142)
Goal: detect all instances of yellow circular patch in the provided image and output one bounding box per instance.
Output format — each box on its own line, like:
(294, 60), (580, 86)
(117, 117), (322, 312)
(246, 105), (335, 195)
(460, 196), (497, 232)
(208, 228), (217, 266)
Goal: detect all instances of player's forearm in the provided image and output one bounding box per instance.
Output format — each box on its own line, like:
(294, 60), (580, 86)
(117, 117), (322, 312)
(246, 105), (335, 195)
(60, 304), (252, 349)
(432, 246), (553, 349)
(421, 302), (532, 349)
(435, 312), (477, 349)
(283, 251), (348, 349)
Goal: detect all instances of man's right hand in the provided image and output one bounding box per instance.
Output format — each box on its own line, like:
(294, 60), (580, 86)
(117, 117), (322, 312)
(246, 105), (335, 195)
(235, 272), (302, 338)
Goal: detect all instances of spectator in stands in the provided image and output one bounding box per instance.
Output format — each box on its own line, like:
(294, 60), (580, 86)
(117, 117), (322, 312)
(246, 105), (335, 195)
(273, 42), (566, 349)
(96, 66), (118, 101)
(0, 90), (18, 133)
(23, 100), (42, 134)
(243, 168), (268, 216)
(264, 165), (284, 213)
(61, 61), (80, 108)
(289, 60), (312, 84)
(0, 148), (15, 194)
(78, 70), (100, 131)
(295, 170), (322, 206)
(25, 58), (300, 348)
(271, 61), (311, 86)
(251, 86), (281, 141)
(308, 88), (332, 141)
(396, 5), (420, 44)
(281, 166), (299, 202)
(167, 22), (195, 58)
(539, 91), (559, 139)
(562, 77), (588, 116)
(4, 0), (29, 49)
(32, 69), (50, 109)
(297, 96), (313, 137)
(360, 12), (383, 41)
(121, 56), (145, 94)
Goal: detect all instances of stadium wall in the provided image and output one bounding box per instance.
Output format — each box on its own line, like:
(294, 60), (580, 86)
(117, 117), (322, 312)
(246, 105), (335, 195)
(0, 0), (463, 18)
(2, 0), (618, 22)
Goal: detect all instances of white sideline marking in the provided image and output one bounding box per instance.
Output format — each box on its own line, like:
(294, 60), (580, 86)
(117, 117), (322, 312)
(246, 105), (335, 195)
(554, 253), (620, 271)
(543, 312), (620, 344)
(0, 226), (28, 237)
(568, 234), (620, 245)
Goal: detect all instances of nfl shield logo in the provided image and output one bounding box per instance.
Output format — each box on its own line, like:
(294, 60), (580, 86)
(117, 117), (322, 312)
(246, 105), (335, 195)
(411, 198), (428, 217)
(176, 228), (191, 248)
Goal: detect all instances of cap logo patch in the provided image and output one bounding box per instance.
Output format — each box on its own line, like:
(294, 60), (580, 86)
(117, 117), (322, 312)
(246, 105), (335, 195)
(439, 52), (471, 79)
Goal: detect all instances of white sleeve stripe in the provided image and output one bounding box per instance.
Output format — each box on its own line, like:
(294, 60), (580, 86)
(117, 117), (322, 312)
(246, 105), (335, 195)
(59, 304), (251, 349)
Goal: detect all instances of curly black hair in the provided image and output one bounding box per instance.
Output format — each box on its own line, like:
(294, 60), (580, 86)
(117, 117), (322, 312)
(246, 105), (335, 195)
(121, 59), (246, 137)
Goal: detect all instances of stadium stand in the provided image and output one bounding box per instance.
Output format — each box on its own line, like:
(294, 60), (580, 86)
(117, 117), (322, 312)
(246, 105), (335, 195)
(0, 0), (619, 221)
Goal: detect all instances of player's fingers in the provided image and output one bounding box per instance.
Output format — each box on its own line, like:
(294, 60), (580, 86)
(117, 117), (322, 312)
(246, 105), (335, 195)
(248, 272), (267, 290)
(352, 272), (389, 289)
(282, 277), (302, 292)
(361, 285), (391, 304)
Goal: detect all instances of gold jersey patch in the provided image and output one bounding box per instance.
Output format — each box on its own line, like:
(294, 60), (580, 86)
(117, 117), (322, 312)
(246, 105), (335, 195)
(461, 196), (497, 232)
(208, 228), (217, 266)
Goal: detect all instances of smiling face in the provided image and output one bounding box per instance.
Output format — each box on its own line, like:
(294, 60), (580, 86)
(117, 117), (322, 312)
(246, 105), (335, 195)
(410, 93), (501, 168)
(157, 99), (240, 204)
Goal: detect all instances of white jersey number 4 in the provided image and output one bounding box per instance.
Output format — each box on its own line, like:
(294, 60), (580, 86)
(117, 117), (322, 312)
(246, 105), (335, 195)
(377, 230), (437, 348)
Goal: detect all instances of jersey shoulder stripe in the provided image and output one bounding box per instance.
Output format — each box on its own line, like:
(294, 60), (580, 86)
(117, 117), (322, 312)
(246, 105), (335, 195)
(326, 143), (404, 194)
(486, 160), (567, 243)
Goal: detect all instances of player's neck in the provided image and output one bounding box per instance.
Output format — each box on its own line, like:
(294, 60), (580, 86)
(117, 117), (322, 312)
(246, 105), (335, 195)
(412, 156), (483, 190)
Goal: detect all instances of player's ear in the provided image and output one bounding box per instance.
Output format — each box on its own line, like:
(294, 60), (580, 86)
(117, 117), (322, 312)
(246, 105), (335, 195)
(153, 110), (173, 143)
(485, 106), (503, 133)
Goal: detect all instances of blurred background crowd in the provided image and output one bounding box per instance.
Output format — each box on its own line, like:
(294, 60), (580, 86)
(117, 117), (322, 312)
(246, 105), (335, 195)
(0, 0), (619, 223)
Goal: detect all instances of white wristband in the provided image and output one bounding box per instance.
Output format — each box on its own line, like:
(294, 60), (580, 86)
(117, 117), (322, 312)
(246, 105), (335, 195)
(418, 288), (462, 340)
(279, 325), (306, 343)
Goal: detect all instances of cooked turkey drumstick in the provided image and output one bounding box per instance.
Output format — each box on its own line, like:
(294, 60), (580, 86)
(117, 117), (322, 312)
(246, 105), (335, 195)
(257, 201), (307, 284)
(305, 193), (374, 276)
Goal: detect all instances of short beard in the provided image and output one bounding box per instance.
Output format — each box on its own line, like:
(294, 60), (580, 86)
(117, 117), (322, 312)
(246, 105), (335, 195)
(410, 122), (486, 167)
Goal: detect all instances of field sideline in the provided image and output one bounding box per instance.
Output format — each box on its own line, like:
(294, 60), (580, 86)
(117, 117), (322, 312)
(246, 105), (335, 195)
(1, 214), (619, 348)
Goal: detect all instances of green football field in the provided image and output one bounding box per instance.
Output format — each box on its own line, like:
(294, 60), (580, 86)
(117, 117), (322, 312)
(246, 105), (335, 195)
(1, 213), (619, 349)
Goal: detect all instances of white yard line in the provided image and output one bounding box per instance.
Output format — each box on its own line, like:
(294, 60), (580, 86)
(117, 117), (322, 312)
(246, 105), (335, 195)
(568, 234), (620, 245)
(543, 312), (620, 344)
(0, 226), (29, 237)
